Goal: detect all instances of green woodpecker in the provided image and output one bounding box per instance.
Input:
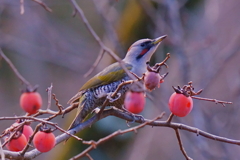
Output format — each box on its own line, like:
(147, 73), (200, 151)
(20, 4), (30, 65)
(68, 35), (167, 130)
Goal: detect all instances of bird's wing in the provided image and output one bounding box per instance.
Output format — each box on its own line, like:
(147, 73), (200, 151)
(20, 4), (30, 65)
(68, 92), (83, 104)
(68, 62), (132, 104)
(80, 62), (132, 91)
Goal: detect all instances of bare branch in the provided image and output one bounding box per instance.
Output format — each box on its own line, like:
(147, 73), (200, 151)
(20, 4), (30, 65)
(192, 96), (232, 106)
(0, 48), (31, 87)
(0, 140), (5, 160)
(2, 108), (240, 159)
(1, 122), (25, 148)
(85, 153), (93, 160)
(166, 113), (174, 124)
(19, 124), (41, 156)
(70, 114), (164, 160)
(46, 83), (53, 110)
(31, 0), (52, 12)
(20, 0), (24, 14)
(175, 129), (192, 160)
(54, 125), (82, 142)
(92, 0), (124, 55)
(69, 0), (136, 81)
(84, 49), (105, 77)
(52, 94), (64, 113)
(154, 53), (171, 68)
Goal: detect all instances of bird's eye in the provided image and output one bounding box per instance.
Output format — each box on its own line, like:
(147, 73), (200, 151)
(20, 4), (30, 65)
(140, 43), (145, 47)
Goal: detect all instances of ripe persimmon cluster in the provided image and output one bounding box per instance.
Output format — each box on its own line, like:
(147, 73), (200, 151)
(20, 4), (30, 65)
(3, 87), (56, 153)
(124, 58), (168, 114)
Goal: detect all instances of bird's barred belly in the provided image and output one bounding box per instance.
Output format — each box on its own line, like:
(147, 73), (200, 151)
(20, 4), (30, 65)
(82, 79), (130, 114)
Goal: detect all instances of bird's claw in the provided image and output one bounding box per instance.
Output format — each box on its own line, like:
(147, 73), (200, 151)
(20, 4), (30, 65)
(92, 108), (100, 114)
(126, 114), (145, 126)
(121, 107), (145, 125)
(134, 114), (145, 122)
(107, 92), (121, 103)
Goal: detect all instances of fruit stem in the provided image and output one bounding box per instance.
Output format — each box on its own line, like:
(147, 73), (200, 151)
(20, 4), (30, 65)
(166, 113), (174, 124)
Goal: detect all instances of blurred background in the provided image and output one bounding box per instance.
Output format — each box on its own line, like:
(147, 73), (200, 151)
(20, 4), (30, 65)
(0, 0), (240, 159)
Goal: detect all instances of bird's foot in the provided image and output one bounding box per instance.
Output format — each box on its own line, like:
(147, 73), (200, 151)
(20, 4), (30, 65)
(120, 108), (145, 125)
(126, 114), (145, 124)
(92, 107), (113, 114)
(125, 114), (145, 127)
(92, 108), (100, 114)
(133, 114), (145, 123)
(107, 92), (121, 103)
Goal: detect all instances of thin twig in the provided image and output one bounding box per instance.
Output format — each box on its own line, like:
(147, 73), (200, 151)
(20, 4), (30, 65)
(97, 80), (134, 118)
(34, 103), (78, 120)
(138, 0), (171, 33)
(3, 108), (240, 159)
(72, 8), (77, 17)
(70, 114), (164, 160)
(166, 113), (174, 124)
(175, 129), (192, 160)
(20, 124), (41, 156)
(92, 0), (125, 57)
(84, 49), (105, 77)
(154, 53), (171, 68)
(85, 153), (93, 160)
(46, 83), (53, 110)
(20, 0), (24, 14)
(0, 116), (57, 128)
(0, 49), (31, 86)
(192, 96), (232, 106)
(52, 94), (64, 114)
(0, 141), (5, 160)
(1, 122), (25, 148)
(69, 0), (136, 81)
(54, 125), (82, 141)
(0, 115), (81, 142)
(31, 0), (52, 12)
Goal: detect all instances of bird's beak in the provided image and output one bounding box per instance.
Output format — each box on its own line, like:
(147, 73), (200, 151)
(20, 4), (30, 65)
(153, 35), (167, 45)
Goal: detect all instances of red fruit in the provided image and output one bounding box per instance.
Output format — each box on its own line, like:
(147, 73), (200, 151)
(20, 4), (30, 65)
(6, 132), (27, 152)
(11, 122), (33, 141)
(23, 125), (33, 140)
(33, 131), (56, 152)
(124, 91), (145, 114)
(144, 71), (161, 91)
(168, 92), (193, 117)
(20, 91), (42, 114)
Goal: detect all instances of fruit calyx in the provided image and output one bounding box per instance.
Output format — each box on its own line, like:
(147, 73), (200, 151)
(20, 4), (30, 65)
(172, 81), (203, 97)
(39, 125), (54, 133)
(22, 85), (39, 93)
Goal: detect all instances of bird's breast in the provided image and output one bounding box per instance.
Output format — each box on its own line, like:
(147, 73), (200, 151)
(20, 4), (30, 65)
(130, 65), (147, 78)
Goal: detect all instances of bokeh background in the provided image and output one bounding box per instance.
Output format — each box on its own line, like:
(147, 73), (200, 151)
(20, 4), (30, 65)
(1, 0), (240, 159)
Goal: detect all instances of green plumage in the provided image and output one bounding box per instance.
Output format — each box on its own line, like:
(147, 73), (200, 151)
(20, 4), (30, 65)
(80, 62), (132, 91)
(67, 35), (166, 130)
(67, 62), (133, 130)
(68, 62), (132, 104)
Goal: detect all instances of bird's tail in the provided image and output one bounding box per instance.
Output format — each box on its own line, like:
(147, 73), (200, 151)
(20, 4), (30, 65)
(65, 113), (84, 143)
(67, 114), (83, 131)
(67, 101), (86, 131)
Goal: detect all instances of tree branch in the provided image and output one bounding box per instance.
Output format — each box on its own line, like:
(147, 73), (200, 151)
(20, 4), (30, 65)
(69, 0), (137, 81)
(0, 48), (31, 87)
(84, 49), (105, 77)
(175, 129), (192, 160)
(31, 0), (52, 12)
(70, 114), (164, 160)
(2, 108), (240, 159)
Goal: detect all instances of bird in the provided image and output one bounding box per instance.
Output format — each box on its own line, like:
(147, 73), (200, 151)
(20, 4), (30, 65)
(67, 35), (167, 130)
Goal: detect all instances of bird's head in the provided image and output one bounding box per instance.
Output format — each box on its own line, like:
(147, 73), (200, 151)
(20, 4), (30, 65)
(123, 35), (167, 65)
